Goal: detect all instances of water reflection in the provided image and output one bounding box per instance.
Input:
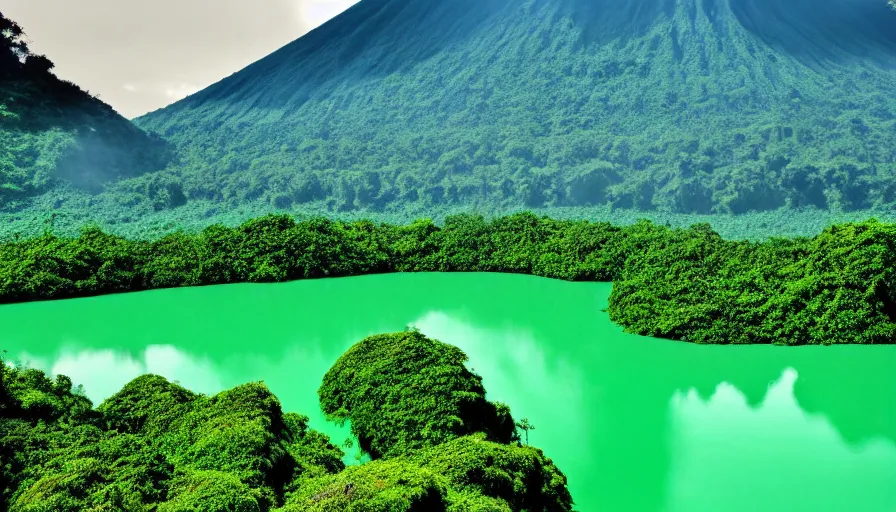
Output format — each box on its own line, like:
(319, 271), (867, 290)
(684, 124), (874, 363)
(666, 368), (896, 512)
(14, 345), (222, 404)
(414, 309), (896, 512)
(412, 310), (591, 459)
(792, 349), (896, 447)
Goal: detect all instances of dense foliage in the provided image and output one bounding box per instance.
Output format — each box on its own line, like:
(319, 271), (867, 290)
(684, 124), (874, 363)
(0, 365), (343, 511)
(7, 196), (896, 244)
(608, 220), (896, 344)
(281, 434), (572, 512)
(0, 211), (893, 345)
(319, 331), (516, 459)
(0, 11), (170, 209)
(0, 335), (574, 511)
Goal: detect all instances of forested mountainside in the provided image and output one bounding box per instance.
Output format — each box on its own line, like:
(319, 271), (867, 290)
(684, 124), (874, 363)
(125, 0), (896, 217)
(2, 1), (896, 238)
(0, 12), (170, 211)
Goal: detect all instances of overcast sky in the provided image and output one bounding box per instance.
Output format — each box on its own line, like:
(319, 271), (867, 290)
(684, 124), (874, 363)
(2, 0), (360, 118)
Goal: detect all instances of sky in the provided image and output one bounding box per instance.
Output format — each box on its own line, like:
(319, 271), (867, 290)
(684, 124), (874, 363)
(2, 0), (360, 119)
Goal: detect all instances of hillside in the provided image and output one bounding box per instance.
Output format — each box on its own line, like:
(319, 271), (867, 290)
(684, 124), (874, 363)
(2, 1), (896, 240)
(122, 0), (896, 218)
(0, 12), (171, 211)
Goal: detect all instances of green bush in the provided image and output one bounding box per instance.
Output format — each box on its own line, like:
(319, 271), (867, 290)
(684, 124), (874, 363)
(1, 335), (574, 511)
(319, 331), (516, 459)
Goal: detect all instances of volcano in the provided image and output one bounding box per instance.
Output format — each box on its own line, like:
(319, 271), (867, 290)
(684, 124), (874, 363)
(134, 0), (896, 215)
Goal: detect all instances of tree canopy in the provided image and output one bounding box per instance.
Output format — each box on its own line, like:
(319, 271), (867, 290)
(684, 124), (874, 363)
(4, 1), (896, 232)
(318, 331), (517, 459)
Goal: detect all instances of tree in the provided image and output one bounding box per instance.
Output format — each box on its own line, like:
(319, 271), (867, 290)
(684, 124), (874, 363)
(23, 54), (54, 75)
(0, 12), (58, 82)
(515, 418), (535, 445)
(0, 104), (18, 120)
(0, 11), (29, 73)
(0, 12), (28, 53)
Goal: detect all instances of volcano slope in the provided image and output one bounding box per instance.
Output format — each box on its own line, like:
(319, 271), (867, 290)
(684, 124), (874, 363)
(124, 0), (896, 217)
(11, 0), (896, 235)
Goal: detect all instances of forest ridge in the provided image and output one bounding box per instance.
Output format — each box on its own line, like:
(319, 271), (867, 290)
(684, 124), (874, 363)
(2, 212), (894, 346)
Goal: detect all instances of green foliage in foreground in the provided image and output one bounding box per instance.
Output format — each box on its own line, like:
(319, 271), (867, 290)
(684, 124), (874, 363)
(282, 434), (572, 512)
(1, 211), (895, 345)
(0, 334), (573, 511)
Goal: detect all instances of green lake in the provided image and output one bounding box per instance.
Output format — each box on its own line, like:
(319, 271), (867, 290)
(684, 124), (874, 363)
(2, 272), (895, 511)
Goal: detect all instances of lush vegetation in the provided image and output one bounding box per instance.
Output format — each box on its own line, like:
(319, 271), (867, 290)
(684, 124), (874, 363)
(0, 11), (170, 210)
(3, 2), (896, 234)
(6, 196), (896, 244)
(0, 333), (573, 511)
(1, 211), (894, 345)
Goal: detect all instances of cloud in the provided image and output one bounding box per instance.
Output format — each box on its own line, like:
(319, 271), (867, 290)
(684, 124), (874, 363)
(123, 83), (138, 92)
(49, 349), (145, 404)
(298, 0), (359, 31)
(11, 352), (49, 370)
(164, 83), (200, 101)
(15, 345), (223, 405)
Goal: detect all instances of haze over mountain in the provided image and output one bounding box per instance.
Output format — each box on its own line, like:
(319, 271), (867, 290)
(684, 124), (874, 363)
(3, 0), (896, 237)
(0, 12), (171, 211)
(1, 0), (346, 118)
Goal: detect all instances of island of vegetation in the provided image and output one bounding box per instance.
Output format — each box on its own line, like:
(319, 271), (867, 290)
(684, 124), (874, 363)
(0, 331), (573, 511)
(1, 212), (894, 345)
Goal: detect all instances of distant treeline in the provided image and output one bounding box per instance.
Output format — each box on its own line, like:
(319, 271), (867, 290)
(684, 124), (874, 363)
(2, 212), (894, 345)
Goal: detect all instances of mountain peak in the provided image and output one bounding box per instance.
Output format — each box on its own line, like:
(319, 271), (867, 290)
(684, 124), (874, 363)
(120, 0), (896, 216)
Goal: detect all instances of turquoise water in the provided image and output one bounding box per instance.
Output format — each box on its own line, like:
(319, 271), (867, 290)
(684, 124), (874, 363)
(3, 272), (895, 511)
